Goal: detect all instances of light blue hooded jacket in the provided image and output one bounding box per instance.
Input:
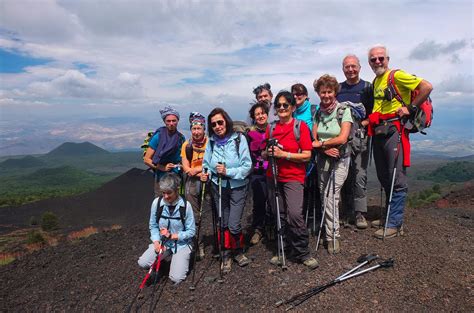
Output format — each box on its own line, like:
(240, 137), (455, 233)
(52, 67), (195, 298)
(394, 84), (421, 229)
(149, 196), (195, 252)
(203, 132), (252, 189)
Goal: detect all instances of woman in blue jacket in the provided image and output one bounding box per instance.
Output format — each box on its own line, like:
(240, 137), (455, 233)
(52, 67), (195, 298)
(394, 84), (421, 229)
(138, 173), (196, 284)
(201, 108), (252, 273)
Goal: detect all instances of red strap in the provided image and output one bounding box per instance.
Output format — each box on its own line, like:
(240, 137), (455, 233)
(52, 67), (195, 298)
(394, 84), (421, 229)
(387, 69), (408, 107)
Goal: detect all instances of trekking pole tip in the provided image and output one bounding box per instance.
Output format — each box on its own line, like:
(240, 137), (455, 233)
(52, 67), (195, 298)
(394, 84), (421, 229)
(380, 258), (395, 268)
(275, 300), (284, 307)
(189, 285), (196, 291)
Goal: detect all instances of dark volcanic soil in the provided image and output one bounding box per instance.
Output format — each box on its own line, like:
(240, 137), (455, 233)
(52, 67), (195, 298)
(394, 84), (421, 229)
(1, 186), (473, 312)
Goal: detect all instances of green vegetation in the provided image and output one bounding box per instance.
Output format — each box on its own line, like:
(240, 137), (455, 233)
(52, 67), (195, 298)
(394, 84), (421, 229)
(408, 184), (442, 208)
(0, 166), (116, 207)
(41, 211), (59, 231)
(26, 230), (46, 244)
(418, 161), (474, 183)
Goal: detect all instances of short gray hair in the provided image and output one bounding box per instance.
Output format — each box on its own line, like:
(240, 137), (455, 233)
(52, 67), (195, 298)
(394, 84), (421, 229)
(342, 54), (361, 67)
(368, 44), (389, 58)
(159, 173), (181, 192)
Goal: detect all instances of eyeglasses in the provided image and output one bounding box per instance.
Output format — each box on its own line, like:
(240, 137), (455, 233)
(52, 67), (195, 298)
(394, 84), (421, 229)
(211, 120), (225, 128)
(292, 93), (305, 97)
(369, 56), (385, 63)
(275, 103), (290, 109)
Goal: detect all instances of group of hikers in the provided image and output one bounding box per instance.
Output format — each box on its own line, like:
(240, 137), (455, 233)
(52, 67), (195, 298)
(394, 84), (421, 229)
(137, 44), (433, 285)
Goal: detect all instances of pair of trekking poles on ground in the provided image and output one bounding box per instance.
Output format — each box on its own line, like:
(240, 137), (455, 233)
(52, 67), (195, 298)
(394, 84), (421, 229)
(275, 254), (394, 310)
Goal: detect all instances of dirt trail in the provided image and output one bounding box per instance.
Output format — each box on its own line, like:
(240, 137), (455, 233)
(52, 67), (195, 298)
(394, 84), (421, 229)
(1, 187), (472, 312)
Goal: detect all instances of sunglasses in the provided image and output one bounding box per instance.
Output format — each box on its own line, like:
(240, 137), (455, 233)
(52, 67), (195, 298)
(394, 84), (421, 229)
(370, 56), (385, 63)
(211, 120), (225, 128)
(275, 103), (290, 109)
(293, 93), (305, 97)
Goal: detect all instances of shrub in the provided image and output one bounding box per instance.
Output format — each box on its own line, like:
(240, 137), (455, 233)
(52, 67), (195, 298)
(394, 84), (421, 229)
(41, 211), (59, 231)
(26, 230), (46, 244)
(29, 216), (38, 226)
(67, 226), (98, 241)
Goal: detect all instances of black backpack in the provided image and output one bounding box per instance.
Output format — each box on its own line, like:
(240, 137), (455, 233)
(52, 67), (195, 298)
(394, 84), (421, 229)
(155, 197), (187, 230)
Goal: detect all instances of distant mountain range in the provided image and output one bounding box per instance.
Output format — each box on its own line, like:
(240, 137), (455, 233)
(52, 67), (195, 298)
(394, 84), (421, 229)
(46, 142), (110, 157)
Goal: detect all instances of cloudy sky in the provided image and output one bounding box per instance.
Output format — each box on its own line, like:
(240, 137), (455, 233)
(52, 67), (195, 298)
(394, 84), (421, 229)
(0, 0), (472, 156)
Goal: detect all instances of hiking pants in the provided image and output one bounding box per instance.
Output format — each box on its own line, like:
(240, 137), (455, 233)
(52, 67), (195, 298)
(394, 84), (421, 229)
(210, 183), (247, 236)
(250, 173), (269, 232)
(373, 130), (408, 228)
(184, 176), (202, 215)
(138, 244), (192, 284)
(317, 155), (350, 241)
(267, 180), (311, 262)
(341, 134), (369, 216)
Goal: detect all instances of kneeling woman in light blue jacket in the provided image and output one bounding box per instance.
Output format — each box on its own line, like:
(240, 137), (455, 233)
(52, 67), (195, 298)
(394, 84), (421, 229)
(138, 173), (196, 284)
(201, 108), (252, 274)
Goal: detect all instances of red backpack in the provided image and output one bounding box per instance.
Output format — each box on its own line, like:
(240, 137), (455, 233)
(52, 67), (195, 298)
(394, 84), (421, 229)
(387, 69), (433, 134)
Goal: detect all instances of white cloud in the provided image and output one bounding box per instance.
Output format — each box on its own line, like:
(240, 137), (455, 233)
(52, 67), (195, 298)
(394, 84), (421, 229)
(0, 0), (472, 153)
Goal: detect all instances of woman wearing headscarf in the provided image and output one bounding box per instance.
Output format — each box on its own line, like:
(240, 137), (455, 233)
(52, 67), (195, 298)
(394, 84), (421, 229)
(312, 74), (353, 254)
(201, 108), (252, 273)
(263, 91), (319, 270)
(138, 173), (196, 284)
(181, 112), (208, 259)
(144, 105), (185, 197)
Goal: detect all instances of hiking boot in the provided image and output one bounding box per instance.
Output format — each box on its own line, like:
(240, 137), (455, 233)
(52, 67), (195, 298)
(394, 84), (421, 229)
(374, 226), (404, 239)
(356, 213), (368, 229)
(234, 253), (251, 267)
(327, 239), (341, 254)
(250, 230), (263, 245)
(270, 255), (283, 266)
(302, 257), (319, 270)
(371, 219), (385, 228)
(221, 256), (232, 274)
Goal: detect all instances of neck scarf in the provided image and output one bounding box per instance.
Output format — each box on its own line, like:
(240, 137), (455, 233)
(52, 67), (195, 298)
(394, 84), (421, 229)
(320, 98), (337, 115)
(152, 127), (181, 165)
(213, 133), (231, 146)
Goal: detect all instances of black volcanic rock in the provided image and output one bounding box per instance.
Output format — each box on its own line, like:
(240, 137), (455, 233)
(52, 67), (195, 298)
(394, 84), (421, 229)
(46, 142), (110, 157)
(0, 167), (154, 232)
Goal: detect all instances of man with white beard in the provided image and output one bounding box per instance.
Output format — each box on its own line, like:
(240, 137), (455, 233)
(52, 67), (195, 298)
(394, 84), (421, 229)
(367, 45), (432, 239)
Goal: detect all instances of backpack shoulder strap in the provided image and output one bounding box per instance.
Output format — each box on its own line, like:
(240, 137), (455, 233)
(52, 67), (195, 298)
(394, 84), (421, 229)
(310, 103), (318, 121)
(387, 69), (407, 106)
(185, 140), (193, 163)
(155, 196), (165, 224)
(235, 132), (241, 158)
(179, 198), (187, 229)
(269, 121), (277, 138)
(293, 119), (301, 142)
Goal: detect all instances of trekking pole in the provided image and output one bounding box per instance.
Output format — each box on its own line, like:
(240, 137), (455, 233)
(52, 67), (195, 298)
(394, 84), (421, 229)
(383, 132), (401, 240)
(268, 142), (288, 270)
(282, 257), (394, 311)
(217, 162), (225, 282)
(126, 239), (167, 313)
(315, 160), (333, 253)
(331, 160), (337, 253)
(190, 168), (208, 291)
(275, 253), (379, 308)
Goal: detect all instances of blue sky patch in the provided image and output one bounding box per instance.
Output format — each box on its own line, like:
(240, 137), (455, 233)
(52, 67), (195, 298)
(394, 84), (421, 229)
(181, 69), (222, 85)
(0, 48), (51, 73)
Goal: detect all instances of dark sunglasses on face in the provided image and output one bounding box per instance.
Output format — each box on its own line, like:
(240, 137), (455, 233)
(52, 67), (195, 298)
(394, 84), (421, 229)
(293, 93), (305, 97)
(275, 103), (290, 109)
(370, 56), (385, 63)
(211, 120), (225, 128)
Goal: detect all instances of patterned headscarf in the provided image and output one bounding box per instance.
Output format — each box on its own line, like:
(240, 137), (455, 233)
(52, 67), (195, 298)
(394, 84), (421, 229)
(159, 105), (180, 120)
(189, 112), (206, 129)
